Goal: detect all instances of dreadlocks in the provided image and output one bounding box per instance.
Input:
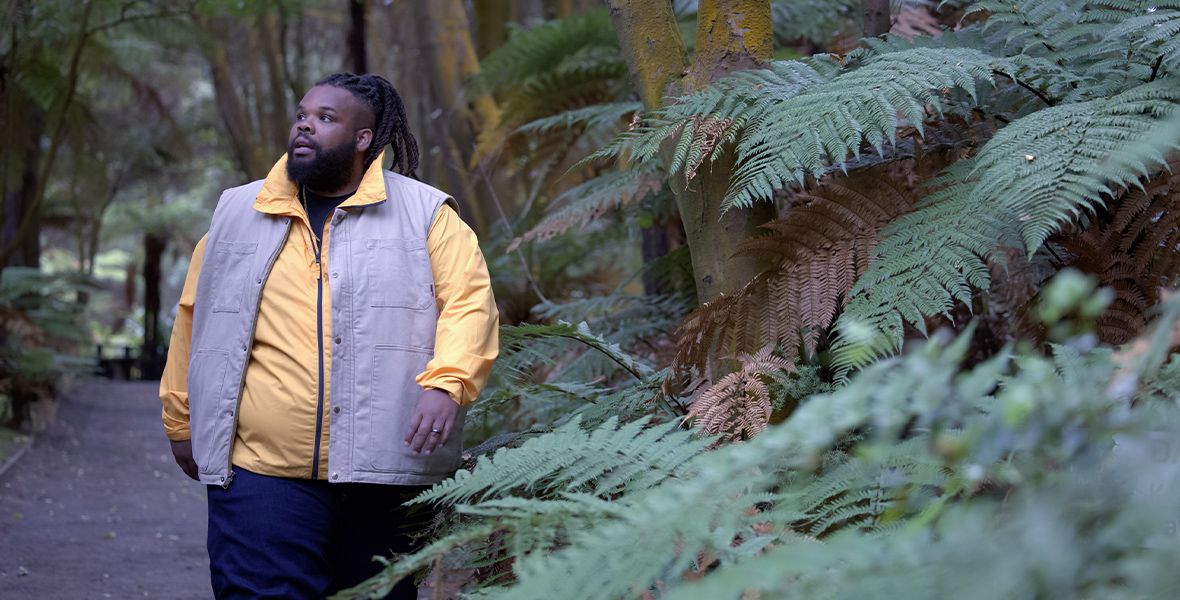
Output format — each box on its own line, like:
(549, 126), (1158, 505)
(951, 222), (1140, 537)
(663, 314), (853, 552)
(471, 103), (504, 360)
(315, 73), (419, 179)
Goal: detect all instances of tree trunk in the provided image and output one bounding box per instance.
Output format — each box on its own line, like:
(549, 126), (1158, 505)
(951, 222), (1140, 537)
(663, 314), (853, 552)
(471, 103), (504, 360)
(474, 0), (513, 58)
(863, 0), (892, 39)
(2, 97), (43, 269)
(407, 0), (497, 238)
(606, 0), (690, 110)
(259, 13), (291, 151)
(195, 14), (270, 180)
(142, 231), (166, 379)
(544, 0), (575, 18)
(608, 0), (774, 304)
(349, 0), (369, 74)
(863, 0), (887, 39)
(0, 0), (92, 271)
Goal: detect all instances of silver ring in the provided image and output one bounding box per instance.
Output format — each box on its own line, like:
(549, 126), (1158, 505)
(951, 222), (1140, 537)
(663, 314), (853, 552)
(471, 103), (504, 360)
(430, 429), (442, 434)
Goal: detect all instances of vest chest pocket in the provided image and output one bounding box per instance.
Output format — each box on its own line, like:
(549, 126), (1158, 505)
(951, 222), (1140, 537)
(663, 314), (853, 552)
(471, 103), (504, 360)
(211, 241), (258, 313)
(366, 238), (434, 310)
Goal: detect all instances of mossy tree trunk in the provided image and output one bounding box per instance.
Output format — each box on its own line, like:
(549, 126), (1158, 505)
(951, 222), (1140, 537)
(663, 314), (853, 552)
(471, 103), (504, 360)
(607, 0), (775, 305)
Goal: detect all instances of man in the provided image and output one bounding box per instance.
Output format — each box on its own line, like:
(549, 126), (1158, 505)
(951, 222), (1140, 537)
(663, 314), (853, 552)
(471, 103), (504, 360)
(160, 73), (498, 600)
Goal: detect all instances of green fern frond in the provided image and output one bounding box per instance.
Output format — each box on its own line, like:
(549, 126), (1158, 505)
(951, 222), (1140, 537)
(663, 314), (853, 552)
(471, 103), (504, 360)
(958, 81), (1180, 252)
(594, 39), (1041, 210)
(418, 416), (710, 504)
(516, 101), (643, 136)
(834, 82), (1180, 370)
(502, 60), (631, 125)
(1114, 6), (1180, 71)
(476, 8), (620, 95)
(499, 321), (655, 380)
(770, 0), (860, 45)
(517, 160), (662, 243)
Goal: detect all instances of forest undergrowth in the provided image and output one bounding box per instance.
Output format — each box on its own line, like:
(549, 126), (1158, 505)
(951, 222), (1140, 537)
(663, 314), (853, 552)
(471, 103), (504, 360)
(329, 0), (1180, 598)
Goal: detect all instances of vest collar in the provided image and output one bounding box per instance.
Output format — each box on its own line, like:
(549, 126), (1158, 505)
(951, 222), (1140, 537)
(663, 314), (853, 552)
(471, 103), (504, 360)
(254, 151), (388, 216)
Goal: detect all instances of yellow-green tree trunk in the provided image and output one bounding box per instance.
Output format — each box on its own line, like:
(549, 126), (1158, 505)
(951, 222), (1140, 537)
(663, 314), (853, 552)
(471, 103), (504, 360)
(607, 0), (775, 304)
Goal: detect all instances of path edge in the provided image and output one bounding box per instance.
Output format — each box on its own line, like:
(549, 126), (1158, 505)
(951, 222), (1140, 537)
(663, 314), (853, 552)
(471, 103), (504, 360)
(0, 434), (34, 479)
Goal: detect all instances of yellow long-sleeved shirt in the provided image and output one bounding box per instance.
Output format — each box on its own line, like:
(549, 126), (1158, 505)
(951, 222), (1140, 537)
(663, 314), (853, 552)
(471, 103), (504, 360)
(159, 155), (498, 479)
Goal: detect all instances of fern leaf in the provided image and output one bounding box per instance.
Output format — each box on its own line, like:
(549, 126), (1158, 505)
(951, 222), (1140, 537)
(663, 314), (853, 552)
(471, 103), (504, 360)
(418, 416), (711, 504)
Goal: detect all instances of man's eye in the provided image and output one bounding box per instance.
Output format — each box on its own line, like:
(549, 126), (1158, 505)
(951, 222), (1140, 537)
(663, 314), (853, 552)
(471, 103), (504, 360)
(321, 115), (331, 122)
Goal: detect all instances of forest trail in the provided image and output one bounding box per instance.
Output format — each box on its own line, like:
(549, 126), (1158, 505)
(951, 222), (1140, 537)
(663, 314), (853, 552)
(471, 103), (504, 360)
(0, 381), (211, 599)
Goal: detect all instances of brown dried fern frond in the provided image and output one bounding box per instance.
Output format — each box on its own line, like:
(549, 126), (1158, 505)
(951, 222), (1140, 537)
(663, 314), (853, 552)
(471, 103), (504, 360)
(685, 116), (733, 182)
(684, 348), (794, 443)
(673, 160), (937, 378)
(1060, 165), (1180, 344)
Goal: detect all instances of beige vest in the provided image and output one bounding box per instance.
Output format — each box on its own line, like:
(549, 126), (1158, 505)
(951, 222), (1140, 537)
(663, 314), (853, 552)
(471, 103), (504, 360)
(187, 171), (462, 487)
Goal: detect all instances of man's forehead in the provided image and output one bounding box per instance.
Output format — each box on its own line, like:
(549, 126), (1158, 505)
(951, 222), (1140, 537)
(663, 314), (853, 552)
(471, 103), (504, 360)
(298, 85), (367, 116)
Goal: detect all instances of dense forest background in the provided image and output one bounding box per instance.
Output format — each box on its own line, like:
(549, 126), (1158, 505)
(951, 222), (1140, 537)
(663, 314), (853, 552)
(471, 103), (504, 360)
(6, 0), (1180, 598)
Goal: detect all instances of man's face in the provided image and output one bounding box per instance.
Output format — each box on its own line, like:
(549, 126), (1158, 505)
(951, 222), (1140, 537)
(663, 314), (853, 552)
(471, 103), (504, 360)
(286, 85), (373, 194)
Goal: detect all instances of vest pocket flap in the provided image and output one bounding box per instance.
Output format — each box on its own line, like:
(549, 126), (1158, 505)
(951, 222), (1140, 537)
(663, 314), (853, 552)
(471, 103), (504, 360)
(215, 241), (259, 255)
(365, 238), (433, 310)
(365, 238), (426, 251)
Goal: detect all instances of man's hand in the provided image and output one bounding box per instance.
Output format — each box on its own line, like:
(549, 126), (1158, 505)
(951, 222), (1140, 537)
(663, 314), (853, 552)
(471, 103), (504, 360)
(404, 388), (458, 455)
(170, 438), (200, 481)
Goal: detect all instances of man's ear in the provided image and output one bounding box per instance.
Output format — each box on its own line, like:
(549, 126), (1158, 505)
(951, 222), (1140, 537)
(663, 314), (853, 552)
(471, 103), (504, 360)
(356, 128), (373, 153)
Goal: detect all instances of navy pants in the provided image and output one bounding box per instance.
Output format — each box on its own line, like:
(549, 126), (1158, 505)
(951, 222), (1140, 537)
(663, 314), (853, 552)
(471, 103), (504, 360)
(206, 468), (435, 600)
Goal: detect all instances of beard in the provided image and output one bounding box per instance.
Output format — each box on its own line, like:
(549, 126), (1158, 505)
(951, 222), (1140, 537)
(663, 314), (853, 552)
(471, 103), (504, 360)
(286, 133), (357, 193)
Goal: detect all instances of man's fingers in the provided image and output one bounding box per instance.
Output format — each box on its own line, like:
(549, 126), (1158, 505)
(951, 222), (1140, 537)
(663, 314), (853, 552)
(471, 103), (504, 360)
(404, 412), (424, 445)
(439, 419), (453, 448)
(410, 422), (431, 454)
(424, 419), (447, 455)
(181, 460), (199, 481)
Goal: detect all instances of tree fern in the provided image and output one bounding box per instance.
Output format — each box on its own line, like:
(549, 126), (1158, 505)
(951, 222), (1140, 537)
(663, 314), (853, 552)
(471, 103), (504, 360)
(515, 159), (662, 245)
(1058, 161), (1180, 343)
(1110, 2), (1180, 72)
(474, 9), (620, 96)
(420, 415), (710, 504)
(589, 36), (1041, 210)
(671, 159), (933, 379)
(836, 85), (1180, 369)
(515, 101), (643, 138)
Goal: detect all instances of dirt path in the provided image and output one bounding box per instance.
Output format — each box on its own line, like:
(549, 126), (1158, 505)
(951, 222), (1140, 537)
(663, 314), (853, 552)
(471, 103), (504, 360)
(0, 381), (210, 599)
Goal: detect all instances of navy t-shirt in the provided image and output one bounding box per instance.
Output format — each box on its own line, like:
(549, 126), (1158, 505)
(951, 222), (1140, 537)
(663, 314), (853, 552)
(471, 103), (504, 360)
(303, 188), (354, 242)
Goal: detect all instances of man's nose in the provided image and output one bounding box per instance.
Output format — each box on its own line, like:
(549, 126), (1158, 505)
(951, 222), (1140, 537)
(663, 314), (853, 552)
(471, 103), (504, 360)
(297, 121), (312, 133)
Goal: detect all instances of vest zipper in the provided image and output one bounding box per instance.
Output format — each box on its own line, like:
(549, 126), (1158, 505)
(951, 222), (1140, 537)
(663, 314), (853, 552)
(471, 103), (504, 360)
(311, 222), (326, 480)
(224, 218), (292, 488)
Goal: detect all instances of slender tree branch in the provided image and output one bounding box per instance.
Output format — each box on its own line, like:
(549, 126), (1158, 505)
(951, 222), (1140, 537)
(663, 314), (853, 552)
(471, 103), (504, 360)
(992, 70), (1057, 107)
(90, 10), (184, 35)
(475, 159), (550, 303)
(1150, 55), (1164, 82)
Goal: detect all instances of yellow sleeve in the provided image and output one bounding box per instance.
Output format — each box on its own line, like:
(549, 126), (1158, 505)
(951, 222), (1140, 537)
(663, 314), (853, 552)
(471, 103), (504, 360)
(159, 235), (206, 441)
(415, 205), (499, 406)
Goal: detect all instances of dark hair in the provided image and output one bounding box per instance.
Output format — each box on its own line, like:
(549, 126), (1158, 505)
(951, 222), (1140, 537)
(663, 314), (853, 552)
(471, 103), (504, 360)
(315, 73), (419, 179)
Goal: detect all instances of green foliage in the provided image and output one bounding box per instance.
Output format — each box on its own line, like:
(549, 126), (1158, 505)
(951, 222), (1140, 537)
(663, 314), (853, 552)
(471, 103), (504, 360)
(421, 415), (710, 504)
(337, 280), (1180, 600)
(0, 268), (96, 428)
(770, 0), (861, 45)
(586, 0), (1180, 369)
(476, 9), (621, 97)
(589, 36), (1049, 209)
